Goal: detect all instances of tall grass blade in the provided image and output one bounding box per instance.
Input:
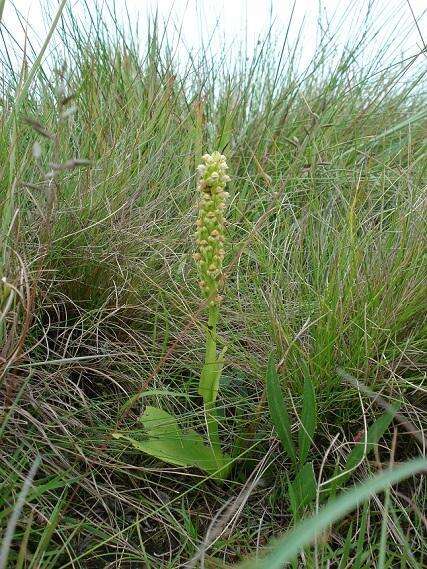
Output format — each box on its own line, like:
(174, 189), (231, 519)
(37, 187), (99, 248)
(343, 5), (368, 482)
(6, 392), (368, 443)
(238, 457), (427, 568)
(11, 0), (68, 117)
(28, 492), (67, 569)
(0, 456), (41, 569)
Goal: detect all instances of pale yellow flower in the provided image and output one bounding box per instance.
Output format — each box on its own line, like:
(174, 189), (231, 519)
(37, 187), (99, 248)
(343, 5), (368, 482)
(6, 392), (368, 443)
(194, 152), (229, 303)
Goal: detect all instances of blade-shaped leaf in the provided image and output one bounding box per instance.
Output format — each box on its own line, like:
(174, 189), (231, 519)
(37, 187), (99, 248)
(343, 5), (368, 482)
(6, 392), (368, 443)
(113, 432), (191, 467)
(29, 491), (67, 569)
(298, 375), (317, 465)
(113, 407), (229, 477)
(266, 354), (297, 466)
(199, 345), (226, 404)
(138, 405), (183, 438)
(331, 402), (400, 492)
(289, 462), (317, 515)
(199, 360), (223, 404)
(184, 429), (228, 474)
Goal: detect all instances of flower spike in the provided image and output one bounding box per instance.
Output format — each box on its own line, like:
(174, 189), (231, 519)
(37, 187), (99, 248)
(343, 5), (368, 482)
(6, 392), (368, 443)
(193, 151), (230, 307)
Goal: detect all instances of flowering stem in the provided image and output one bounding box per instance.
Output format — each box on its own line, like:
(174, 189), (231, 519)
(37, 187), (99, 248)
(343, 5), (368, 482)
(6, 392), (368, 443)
(193, 152), (230, 462)
(204, 307), (221, 453)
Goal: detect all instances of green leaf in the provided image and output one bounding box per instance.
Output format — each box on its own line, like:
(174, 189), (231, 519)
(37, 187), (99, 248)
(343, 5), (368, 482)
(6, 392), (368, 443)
(113, 407), (229, 478)
(298, 375), (317, 465)
(138, 406), (183, 438)
(0, 456), (41, 569)
(199, 346), (225, 404)
(16, 511), (34, 569)
(29, 491), (67, 569)
(331, 403), (400, 492)
(0, 475), (69, 522)
(266, 354), (297, 466)
(353, 502), (369, 569)
(237, 457), (427, 569)
(288, 462), (317, 515)
(338, 523), (354, 569)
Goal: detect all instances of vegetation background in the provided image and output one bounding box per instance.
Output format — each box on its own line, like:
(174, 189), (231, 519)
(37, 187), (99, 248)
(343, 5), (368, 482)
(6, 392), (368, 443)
(0, 0), (426, 567)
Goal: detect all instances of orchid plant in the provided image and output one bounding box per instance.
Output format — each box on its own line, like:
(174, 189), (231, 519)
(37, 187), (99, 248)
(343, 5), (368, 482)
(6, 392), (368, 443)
(113, 152), (231, 479)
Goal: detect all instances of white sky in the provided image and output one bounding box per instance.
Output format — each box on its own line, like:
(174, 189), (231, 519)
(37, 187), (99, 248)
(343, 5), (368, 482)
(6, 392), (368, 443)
(1, 1), (426, 73)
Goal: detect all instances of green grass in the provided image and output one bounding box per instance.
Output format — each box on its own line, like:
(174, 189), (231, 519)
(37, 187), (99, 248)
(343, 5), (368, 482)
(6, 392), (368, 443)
(0, 1), (426, 567)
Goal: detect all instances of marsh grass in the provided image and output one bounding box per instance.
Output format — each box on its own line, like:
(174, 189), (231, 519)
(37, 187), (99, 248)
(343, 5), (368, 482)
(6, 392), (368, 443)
(0, 1), (426, 566)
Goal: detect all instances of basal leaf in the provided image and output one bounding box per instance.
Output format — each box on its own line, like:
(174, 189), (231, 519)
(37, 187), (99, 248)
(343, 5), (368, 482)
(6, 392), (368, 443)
(138, 406), (182, 438)
(288, 462), (317, 515)
(298, 375), (317, 465)
(112, 432), (192, 468)
(113, 406), (229, 477)
(181, 429), (228, 475)
(331, 402), (400, 492)
(266, 354), (297, 466)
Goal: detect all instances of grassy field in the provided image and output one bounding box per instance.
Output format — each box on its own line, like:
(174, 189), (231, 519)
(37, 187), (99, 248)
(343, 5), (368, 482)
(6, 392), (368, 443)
(0, 1), (426, 567)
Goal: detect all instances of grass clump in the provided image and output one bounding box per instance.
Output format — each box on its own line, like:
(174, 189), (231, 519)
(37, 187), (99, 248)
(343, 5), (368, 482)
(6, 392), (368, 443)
(0, 1), (426, 567)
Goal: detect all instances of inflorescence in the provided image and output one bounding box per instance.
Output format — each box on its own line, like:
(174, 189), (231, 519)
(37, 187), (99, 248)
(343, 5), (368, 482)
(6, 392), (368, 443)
(193, 152), (230, 306)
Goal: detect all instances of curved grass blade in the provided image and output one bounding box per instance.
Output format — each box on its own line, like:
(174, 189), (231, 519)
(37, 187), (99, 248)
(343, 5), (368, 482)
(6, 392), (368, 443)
(237, 457), (427, 569)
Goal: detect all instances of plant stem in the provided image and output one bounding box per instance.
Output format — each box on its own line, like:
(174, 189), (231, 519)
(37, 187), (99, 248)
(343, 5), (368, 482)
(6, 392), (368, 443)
(204, 304), (221, 455)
